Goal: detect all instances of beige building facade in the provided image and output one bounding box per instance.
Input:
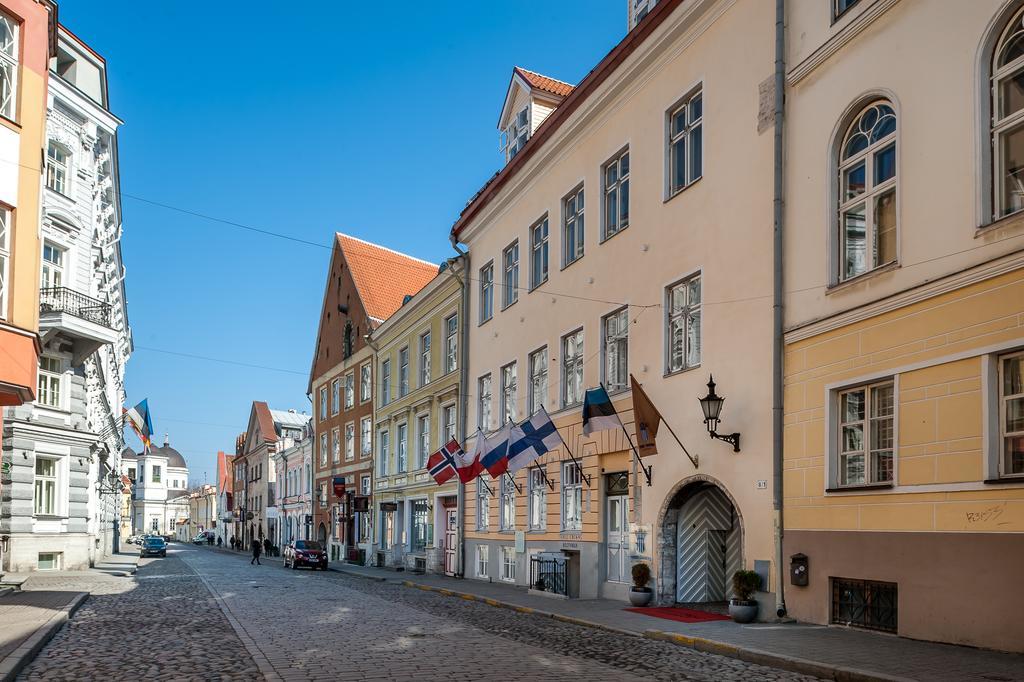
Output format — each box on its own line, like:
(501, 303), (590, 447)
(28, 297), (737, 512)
(369, 259), (463, 575)
(782, 0), (1024, 651)
(454, 0), (778, 605)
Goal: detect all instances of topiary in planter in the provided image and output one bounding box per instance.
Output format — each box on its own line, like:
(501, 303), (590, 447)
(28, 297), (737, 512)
(632, 562), (652, 589)
(729, 570), (762, 623)
(629, 562), (654, 606)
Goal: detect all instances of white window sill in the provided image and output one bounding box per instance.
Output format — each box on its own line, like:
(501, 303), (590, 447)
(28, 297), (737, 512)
(827, 260), (899, 294)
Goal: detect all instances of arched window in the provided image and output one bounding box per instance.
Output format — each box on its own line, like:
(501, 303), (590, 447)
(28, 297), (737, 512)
(993, 5), (1024, 218)
(837, 100), (897, 281)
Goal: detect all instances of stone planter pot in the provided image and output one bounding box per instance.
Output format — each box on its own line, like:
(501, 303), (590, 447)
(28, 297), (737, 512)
(629, 587), (653, 607)
(728, 599), (759, 623)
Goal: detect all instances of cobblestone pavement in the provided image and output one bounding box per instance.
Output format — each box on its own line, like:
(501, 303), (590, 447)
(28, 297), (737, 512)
(182, 545), (818, 682)
(17, 551), (261, 681)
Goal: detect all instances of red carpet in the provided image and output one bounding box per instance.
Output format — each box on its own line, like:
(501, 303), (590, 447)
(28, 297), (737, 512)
(624, 606), (731, 623)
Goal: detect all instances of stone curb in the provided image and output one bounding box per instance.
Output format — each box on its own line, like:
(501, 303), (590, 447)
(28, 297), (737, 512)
(329, 565), (389, 582)
(0, 592), (88, 682)
(399, 580), (914, 682)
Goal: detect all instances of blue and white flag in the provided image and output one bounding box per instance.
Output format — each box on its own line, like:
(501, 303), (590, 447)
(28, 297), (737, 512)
(582, 386), (623, 436)
(506, 408), (563, 476)
(481, 422), (512, 479)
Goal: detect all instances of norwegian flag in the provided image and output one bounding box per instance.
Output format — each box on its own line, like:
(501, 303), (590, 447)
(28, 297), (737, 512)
(427, 439), (463, 485)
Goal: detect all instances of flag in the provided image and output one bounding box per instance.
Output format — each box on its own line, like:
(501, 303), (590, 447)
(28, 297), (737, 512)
(630, 375), (662, 457)
(582, 386), (623, 436)
(123, 399), (154, 453)
(506, 408), (563, 476)
(455, 432), (485, 483)
(480, 422), (512, 479)
(427, 439), (462, 485)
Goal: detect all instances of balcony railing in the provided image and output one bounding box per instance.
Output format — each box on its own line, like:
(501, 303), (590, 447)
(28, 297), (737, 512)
(40, 287), (113, 328)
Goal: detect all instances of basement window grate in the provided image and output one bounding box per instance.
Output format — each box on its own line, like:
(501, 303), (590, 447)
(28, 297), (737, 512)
(831, 577), (897, 633)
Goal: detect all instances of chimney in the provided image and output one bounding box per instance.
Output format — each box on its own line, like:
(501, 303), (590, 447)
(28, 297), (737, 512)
(163, 433), (169, 447)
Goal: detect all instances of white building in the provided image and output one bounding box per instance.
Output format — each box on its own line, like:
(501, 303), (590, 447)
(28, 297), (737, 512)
(0, 27), (131, 572)
(271, 419), (313, 550)
(122, 437), (189, 537)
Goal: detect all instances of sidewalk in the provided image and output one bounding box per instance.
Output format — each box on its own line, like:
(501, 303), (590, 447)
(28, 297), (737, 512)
(332, 563), (1024, 682)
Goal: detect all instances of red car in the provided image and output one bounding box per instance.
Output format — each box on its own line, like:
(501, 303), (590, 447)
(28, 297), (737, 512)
(283, 540), (328, 570)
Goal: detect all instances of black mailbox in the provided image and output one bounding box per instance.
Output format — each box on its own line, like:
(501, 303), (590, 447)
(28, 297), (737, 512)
(790, 553), (809, 587)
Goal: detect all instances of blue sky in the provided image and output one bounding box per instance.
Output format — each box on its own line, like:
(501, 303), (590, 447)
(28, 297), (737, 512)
(58, 1), (624, 482)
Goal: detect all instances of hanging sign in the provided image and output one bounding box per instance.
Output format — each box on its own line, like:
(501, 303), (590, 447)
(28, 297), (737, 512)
(332, 476), (346, 497)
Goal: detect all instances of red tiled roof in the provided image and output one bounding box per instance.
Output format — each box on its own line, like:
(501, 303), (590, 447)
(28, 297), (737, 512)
(252, 401), (278, 444)
(515, 67), (574, 98)
(337, 234), (438, 325)
(453, 0), (684, 239)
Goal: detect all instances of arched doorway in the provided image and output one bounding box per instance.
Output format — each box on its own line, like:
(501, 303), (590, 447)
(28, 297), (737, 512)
(657, 476), (743, 605)
(317, 522), (327, 545)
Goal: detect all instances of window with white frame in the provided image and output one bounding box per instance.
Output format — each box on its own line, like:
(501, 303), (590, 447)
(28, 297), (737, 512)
(837, 100), (896, 282)
(836, 381), (895, 487)
(37, 356), (62, 408)
(345, 422), (355, 461)
(561, 329), (584, 408)
(529, 347), (547, 414)
(603, 149), (630, 239)
(833, 0), (860, 20)
(361, 474), (371, 496)
(360, 362), (372, 402)
(993, 8), (1024, 218)
(46, 142), (69, 196)
(416, 414), (430, 469)
(999, 350), (1024, 477)
(630, 0), (656, 29)
(0, 207), (9, 318)
(475, 544), (489, 577)
(479, 262), (494, 323)
(331, 378), (340, 415)
(332, 427), (341, 463)
(503, 106), (530, 162)
(381, 359), (391, 405)
(528, 467), (547, 530)
(445, 314), (458, 373)
(562, 186), (585, 266)
(344, 372), (355, 409)
(561, 462), (582, 531)
(399, 347), (409, 397)
(397, 423), (408, 473)
(668, 88), (703, 197)
(319, 483), (328, 508)
(476, 481), (490, 531)
(500, 474), (515, 531)
(603, 308), (629, 392)
(500, 362), (517, 423)
(378, 429), (390, 476)
(360, 417), (372, 457)
(502, 241), (519, 308)
(320, 432), (328, 467)
(34, 458), (57, 516)
(530, 216), (549, 289)
(152, 465), (161, 484)
(443, 404), (456, 443)
(319, 386), (328, 421)
(478, 374), (492, 431)
(41, 242), (64, 290)
(0, 13), (17, 120)
(420, 331), (431, 386)
(500, 546), (516, 581)
(666, 274), (701, 373)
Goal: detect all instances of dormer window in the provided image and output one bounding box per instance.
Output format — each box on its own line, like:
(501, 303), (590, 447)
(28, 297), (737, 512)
(504, 107), (530, 162)
(629, 0), (657, 30)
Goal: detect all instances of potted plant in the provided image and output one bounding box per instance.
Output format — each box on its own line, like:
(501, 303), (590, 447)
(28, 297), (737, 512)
(629, 562), (654, 606)
(729, 570), (762, 623)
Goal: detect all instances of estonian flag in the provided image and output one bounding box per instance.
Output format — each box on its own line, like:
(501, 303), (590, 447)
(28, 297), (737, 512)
(582, 386), (622, 436)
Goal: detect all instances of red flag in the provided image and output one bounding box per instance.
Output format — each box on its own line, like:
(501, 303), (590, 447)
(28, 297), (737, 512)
(427, 439), (462, 485)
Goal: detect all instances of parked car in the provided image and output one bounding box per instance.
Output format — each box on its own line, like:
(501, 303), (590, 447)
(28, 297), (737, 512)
(192, 532), (214, 545)
(283, 540), (327, 570)
(140, 536), (167, 558)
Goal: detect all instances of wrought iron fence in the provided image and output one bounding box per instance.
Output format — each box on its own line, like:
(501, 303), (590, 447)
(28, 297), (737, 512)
(40, 287), (113, 328)
(831, 577), (898, 633)
(530, 553), (568, 597)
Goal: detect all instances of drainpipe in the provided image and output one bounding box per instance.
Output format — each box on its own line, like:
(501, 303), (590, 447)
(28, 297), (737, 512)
(449, 232), (470, 579)
(771, 0), (788, 619)
(364, 333), (381, 562)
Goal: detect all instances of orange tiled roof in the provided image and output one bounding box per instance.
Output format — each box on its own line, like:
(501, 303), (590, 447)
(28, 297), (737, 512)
(336, 234), (438, 325)
(515, 67), (574, 98)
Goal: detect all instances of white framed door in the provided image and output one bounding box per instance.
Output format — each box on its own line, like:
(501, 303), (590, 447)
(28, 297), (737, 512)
(605, 494), (630, 583)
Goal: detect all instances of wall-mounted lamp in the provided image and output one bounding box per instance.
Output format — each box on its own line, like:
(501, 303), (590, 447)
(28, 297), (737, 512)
(698, 375), (741, 452)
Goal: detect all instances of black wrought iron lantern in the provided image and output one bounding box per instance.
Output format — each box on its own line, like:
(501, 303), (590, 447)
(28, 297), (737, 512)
(698, 375), (741, 452)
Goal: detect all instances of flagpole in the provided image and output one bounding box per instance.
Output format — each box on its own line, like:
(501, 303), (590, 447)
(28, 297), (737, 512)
(601, 383), (652, 487)
(504, 471), (522, 494)
(631, 375), (698, 469)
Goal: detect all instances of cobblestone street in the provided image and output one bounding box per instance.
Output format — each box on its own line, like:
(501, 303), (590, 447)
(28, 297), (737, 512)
(18, 543), (819, 681)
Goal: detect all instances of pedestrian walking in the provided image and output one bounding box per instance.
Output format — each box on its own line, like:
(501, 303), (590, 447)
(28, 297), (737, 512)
(217, 535), (223, 548)
(230, 535), (237, 551)
(263, 536), (272, 558)
(250, 538), (262, 565)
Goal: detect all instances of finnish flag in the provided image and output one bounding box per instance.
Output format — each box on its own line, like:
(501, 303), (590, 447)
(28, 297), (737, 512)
(506, 408), (563, 476)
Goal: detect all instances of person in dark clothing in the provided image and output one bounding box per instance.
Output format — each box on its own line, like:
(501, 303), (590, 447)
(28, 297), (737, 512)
(217, 536), (223, 548)
(230, 535), (236, 550)
(263, 537), (272, 558)
(250, 538), (262, 565)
